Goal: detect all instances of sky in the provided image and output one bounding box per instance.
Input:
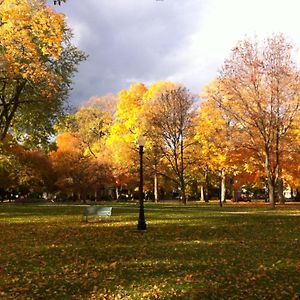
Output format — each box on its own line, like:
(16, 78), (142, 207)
(50, 0), (300, 107)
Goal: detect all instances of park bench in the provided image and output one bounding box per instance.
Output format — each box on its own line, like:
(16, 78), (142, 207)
(82, 206), (112, 222)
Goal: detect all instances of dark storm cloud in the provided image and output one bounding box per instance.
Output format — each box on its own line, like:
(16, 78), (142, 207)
(50, 0), (300, 107)
(52, 0), (206, 106)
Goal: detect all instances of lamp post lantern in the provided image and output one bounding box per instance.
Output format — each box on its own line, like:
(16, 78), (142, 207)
(137, 135), (147, 231)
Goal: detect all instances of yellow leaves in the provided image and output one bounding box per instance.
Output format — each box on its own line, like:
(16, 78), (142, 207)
(1, 12), (9, 23)
(0, 0), (64, 89)
(41, 46), (50, 56)
(109, 83), (148, 149)
(143, 80), (177, 103)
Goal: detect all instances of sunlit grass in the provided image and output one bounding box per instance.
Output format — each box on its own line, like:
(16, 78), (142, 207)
(0, 202), (300, 299)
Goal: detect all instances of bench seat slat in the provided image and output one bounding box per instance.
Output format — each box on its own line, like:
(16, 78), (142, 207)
(83, 206), (112, 222)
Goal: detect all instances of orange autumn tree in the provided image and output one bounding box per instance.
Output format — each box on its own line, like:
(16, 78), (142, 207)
(212, 34), (300, 207)
(0, 136), (53, 194)
(281, 113), (300, 192)
(50, 132), (113, 200)
(0, 0), (85, 143)
(50, 133), (86, 198)
(0, 135), (24, 192)
(198, 82), (267, 203)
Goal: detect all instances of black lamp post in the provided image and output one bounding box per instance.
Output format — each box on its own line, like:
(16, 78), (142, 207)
(137, 135), (147, 231)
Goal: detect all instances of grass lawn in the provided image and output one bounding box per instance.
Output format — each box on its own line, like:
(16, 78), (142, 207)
(0, 201), (300, 299)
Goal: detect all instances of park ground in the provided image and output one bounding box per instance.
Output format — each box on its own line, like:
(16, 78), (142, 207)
(0, 201), (300, 299)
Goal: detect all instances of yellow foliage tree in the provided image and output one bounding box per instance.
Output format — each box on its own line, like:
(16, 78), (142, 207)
(0, 0), (85, 142)
(107, 83), (148, 193)
(195, 95), (233, 204)
(144, 83), (195, 204)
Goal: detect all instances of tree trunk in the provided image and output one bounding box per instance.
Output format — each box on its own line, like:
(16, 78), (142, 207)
(181, 177), (186, 205)
(204, 169), (209, 202)
(200, 185), (205, 201)
(291, 187), (294, 200)
(220, 169), (226, 204)
(268, 181), (276, 209)
(232, 189), (238, 202)
(265, 148), (275, 208)
(116, 187), (119, 200)
(277, 178), (285, 204)
(277, 161), (285, 205)
(180, 136), (186, 205)
(228, 176), (234, 201)
(153, 170), (158, 203)
(0, 81), (26, 141)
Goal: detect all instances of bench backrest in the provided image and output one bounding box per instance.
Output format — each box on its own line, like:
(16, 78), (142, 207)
(84, 206), (112, 216)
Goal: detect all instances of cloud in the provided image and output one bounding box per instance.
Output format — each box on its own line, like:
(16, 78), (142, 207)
(53, 0), (300, 106)
(52, 0), (206, 105)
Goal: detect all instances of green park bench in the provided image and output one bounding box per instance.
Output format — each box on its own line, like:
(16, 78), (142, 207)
(82, 206), (112, 223)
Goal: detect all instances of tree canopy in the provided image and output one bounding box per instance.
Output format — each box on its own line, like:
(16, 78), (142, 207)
(0, 0), (86, 145)
(1, 29), (300, 205)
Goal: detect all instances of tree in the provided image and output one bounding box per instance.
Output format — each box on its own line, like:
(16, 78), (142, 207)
(212, 34), (300, 208)
(195, 96), (236, 205)
(81, 94), (117, 117)
(145, 86), (195, 204)
(0, 0), (86, 143)
(0, 136), (54, 195)
(281, 113), (300, 192)
(107, 83), (148, 195)
(58, 107), (112, 158)
(142, 81), (178, 202)
(50, 132), (113, 200)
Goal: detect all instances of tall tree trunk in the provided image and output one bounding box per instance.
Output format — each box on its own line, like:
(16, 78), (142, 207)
(232, 189), (238, 202)
(0, 81), (26, 141)
(153, 169), (158, 203)
(180, 137), (186, 205)
(265, 148), (276, 208)
(277, 178), (285, 204)
(181, 175), (186, 205)
(220, 169), (226, 204)
(200, 185), (205, 201)
(204, 169), (209, 202)
(228, 176), (235, 201)
(116, 187), (119, 200)
(268, 181), (275, 209)
(277, 164), (285, 204)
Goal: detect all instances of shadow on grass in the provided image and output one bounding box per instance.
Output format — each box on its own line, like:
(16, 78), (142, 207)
(0, 204), (300, 299)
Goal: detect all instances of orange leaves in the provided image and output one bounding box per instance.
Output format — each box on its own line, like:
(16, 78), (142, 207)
(50, 131), (114, 194)
(55, 132), (83, 154)
(203, 35), (300, 198)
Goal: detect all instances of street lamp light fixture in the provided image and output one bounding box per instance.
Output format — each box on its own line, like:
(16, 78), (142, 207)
(137, 134), (147, 231)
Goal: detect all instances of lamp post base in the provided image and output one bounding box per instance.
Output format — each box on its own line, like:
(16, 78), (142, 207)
(137, 220), (147, 231)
